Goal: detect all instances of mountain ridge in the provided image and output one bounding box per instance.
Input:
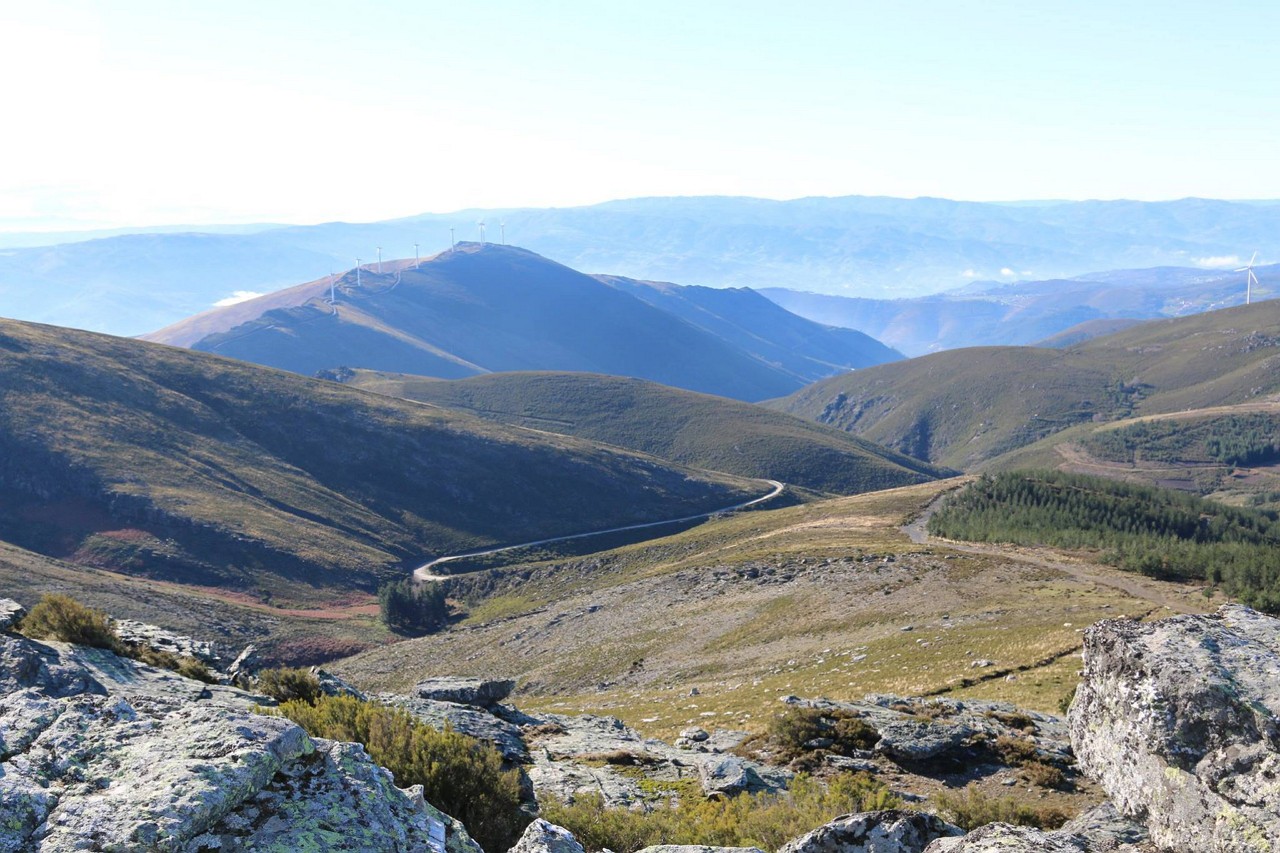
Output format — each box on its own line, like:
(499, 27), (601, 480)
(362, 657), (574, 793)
(145, 244), (899, 402)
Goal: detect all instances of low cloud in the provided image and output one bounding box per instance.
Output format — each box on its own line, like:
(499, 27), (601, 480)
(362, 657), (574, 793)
(213, 290), (264, 307)
(961, 269), (979, 278)
(1195, 255), (1242, 269)
(1000, 267), (1015, 276)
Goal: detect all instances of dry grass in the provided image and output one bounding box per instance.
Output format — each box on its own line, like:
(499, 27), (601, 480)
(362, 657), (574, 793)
(333, 480), (1214, 741)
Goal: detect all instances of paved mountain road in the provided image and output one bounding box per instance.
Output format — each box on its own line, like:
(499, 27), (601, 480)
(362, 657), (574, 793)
(414, 479), (785, 582)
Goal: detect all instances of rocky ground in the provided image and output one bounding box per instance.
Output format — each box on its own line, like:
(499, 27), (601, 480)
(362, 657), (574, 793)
(3, 598), (1278, 851)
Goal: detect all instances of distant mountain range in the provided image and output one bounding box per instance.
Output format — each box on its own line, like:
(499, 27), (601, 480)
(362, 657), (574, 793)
(338, 370), (949, 496)
(770, 299), (1280, 471)
(144, 244), (899, 402)
(761, 263), (1278, 356)
(3, 195), (1278, 336)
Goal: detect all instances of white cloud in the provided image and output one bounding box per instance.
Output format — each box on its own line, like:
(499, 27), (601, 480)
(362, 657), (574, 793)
(961, 269), (980, 278)
(213, 291), (264, 307)
(1000, 267), (1015, 276)
(1195, 255), (1242, 268)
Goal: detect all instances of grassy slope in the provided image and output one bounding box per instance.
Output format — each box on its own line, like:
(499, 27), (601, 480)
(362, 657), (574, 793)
(771, 299), (1280, 471)
(339, 370), (948, 496)
(0, 539), (390, 666)
(0, 317), (761, 604)
(147, 244), (813, 402)
(334, 478), (1214, 738)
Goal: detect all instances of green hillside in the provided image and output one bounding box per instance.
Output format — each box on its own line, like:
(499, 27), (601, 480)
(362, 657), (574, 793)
(771, 300), (1280, 471)
(930, 470), (1280, 610)
(336, 370), (948, 495)
(0, 318), (762, 605)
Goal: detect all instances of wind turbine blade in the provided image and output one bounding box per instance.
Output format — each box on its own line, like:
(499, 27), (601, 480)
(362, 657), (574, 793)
(1234, 267), (1249, 273)
(1249, 251), (1258, 266)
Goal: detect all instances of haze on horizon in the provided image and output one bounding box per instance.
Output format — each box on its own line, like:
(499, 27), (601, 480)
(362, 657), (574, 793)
(2, 0), (1277, 232)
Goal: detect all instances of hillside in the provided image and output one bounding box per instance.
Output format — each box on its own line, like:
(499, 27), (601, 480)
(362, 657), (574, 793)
(144, 244), (890, 401)
(337, 370), (947, 496)
(762, 263), (1278, 355)
(0, 317), (763, 606)
(602, 277), (902, 375)
(7, 196), (1280, 336)
(771, 299), (1280, 471)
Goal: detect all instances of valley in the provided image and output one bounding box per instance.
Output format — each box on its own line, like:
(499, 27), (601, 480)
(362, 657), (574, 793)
(336, 479), (1214, 739)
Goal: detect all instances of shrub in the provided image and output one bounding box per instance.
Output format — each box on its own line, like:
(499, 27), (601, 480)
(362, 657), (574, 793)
(754, 707), (880, 762)
(256, 667), (323, 704)
(270, 694), (527, 852)
(541, 772), (900, 853)
(18, 594), (117, 648)
(993, 735), (1039, 766)
(934, 785), (1071, 831)
(1021, 760), (1068, 790)
(378, 579), (449, 636)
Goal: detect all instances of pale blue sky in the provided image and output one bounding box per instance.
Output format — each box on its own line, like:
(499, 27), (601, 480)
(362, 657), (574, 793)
(2, 0), (1276, 229)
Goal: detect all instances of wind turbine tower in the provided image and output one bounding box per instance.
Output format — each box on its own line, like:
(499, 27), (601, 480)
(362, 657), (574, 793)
(500, 222), (506, 244)
(356, 259), (362, 288)
(376, 246), (383, 274)
(449, 227), (455, 250)
(1236, 252), (1259, 305)
(329, 272), (336, 304)
(478, 220), (486, 244)
(414, 242), (420, 268)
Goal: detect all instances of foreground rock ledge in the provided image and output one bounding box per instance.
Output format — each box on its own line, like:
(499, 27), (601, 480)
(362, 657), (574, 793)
(0, 632), (479, 852)
(1069, 604), (1280, 852)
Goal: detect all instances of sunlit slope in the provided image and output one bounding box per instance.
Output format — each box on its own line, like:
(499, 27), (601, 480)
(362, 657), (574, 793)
(341, 369), (948, 495)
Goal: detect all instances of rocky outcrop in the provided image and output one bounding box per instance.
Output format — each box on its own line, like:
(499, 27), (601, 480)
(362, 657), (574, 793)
(780, 810), (963, 853)
(384, 694), (530, 764)
(508, 818), (586, 853)
(415, 675), (517, 707)
(0, 598), (25, 631)
(1069, 605), (1280, 852)
(924, 824), (1088, 852)
(0, 632), (479, 852)
(113, 618), (224, 666)
(698, 754), (775, 797)
(781, 694), (1072, 767)
(1058, 802), (1150, 850)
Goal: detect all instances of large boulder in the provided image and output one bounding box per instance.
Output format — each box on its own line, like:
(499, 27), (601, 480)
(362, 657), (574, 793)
(780, 810), (963, 853)
(509, 819), (586, 853)
(414, 676), (517, 707)
(0, 633), (479, 852)
(1070, 605), (1280, 852)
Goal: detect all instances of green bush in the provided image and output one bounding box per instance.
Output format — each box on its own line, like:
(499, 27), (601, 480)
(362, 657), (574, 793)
(256, 667), (323, 704)
(18, 593), (117, 648)
(933, 785), (1070, 831)
(755, 706), (881, 762)
(378, 579), (449, 636)
(271, 694), (527, 852)
(541, 772), (899, 853)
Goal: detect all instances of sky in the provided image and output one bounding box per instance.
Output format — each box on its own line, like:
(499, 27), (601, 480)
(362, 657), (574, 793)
(2, 0), (1278, 230)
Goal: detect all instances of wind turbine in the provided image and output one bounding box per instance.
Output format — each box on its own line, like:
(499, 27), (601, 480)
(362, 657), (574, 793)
(478, 220), (486, 244)
(1235, 252), (1259, 305)
(414, 242), (420, 268)
(449, 227), (456, 250)
(500, 222), (506, 244)
(376, 246), (383, 274)
(355, 258), (362, 288)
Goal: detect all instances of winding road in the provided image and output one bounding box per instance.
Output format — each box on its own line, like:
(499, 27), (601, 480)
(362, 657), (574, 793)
(413, 480), (785, 583)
